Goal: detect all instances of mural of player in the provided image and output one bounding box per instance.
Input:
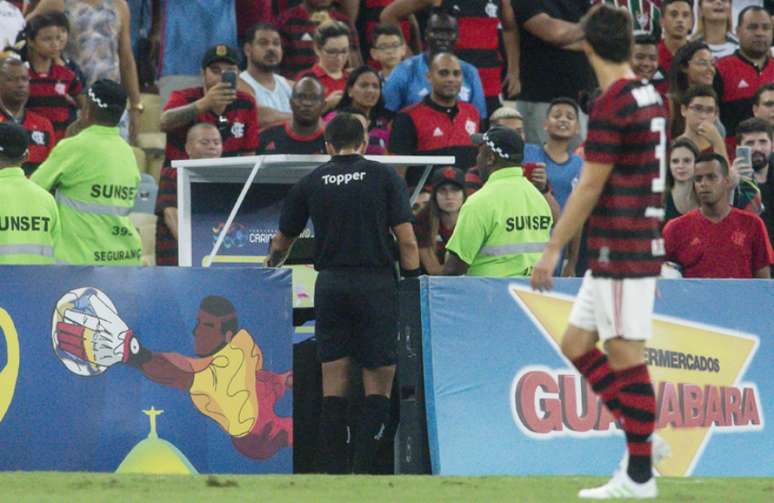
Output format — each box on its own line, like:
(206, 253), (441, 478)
(51, 288), (292, 460)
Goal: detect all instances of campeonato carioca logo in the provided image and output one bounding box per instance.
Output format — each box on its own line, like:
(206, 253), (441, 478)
(507, 284), (763, 477)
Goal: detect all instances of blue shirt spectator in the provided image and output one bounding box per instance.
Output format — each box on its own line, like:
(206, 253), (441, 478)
(523, 143), (582, 209)
(383, 52), (487, 119)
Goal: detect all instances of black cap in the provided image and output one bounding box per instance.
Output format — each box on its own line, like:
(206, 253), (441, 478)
(87, 79), (127, 111)
(431, 166), (465, 191)
(471, 126), (524, 163)
(0, 122), (29, 159)
(201, 44), (240, 69)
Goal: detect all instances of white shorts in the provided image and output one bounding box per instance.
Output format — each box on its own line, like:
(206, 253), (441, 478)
(568, 270), (656, 342)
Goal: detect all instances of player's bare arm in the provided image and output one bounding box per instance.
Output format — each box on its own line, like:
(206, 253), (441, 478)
(265, 231), (297, 267)
(531, 161), (614, 291)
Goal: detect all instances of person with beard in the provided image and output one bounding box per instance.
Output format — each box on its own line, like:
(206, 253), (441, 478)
(716, 6), (774, 156)
(239, 23), (293, 129)
(736, 117), (774, 246)
(383, 8), (486, 119)
(256, 76), (326, 155)
(663, 152), (772, 278)
(388, 52), (480, 186)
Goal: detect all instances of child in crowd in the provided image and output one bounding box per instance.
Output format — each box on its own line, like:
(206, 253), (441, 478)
(369, 23), (406, 80)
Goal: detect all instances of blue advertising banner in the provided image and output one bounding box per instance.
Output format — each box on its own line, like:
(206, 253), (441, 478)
(0, 266), (293, 474)
(421, 277), (770, 477)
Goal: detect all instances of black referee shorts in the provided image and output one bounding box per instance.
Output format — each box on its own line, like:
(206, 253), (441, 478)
(314, 268), (398, 369)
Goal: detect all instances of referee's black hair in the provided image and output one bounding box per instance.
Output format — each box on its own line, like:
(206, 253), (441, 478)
(695, 151), (729, 177)
(325, 112), (365, 151)
(581, 5), (633, 63)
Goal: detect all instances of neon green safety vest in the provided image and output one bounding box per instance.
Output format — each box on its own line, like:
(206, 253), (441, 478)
(446, 167), (553, 277)
(0, 167), (60, 265)
(31, 125), (142, 265)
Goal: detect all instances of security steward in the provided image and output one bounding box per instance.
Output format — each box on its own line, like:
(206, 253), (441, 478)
(442, 126), (553, 276)
(31, 79), (142, 266)
(265, 113), (420, 474)
(0, 122), (60, 264)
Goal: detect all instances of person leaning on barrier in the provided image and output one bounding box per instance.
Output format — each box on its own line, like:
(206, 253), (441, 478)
(0, 122), (60, 265)
(442, 126), (553, 277)
(31, 79), (142, 266)
(265, 112), (419, 474)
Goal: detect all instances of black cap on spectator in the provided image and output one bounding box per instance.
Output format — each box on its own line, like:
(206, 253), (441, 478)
(88, 78), (127, 112)
(431, 166), (465, 191)
(0, 122), (29, 160)
(201, 44), (240, 69)
(471, 126), (524, 163)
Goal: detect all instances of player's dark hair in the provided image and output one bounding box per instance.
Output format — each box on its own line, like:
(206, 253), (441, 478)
(371, 23), (404, 45)
(314, 20), (350, 48)
(581, 5), (633, 63)
(244, 23), (279, 46)
(668, 41), (711, 100)
(736, 117), (773, 143)
(666, 137), (700, 190)
(681, 84), (718, 107)
(547, 97), (580, 117)
(695, 151), (729, 177)
(200, 296), (238, 335)
(325, 112), (365, 151)
(634, 33), (658, 46)
(738, 5), (768, 29)
(754, 83), (774, 106)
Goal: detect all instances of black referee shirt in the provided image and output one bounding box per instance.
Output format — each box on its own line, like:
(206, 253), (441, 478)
(279, 154), (413, 271)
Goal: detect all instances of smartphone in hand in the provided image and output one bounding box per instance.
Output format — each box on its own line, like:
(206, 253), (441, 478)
(222, 70), (237, 89)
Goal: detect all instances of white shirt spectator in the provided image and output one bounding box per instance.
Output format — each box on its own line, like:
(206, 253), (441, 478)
(240, 70), (292, 114)
(0, 1), (24, 51)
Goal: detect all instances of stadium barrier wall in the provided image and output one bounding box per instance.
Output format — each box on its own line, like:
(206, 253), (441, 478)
(417, 277), (772, 477)
(0, 266), (293, 474)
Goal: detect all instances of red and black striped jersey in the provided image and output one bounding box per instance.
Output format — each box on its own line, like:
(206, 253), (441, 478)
(0, 109), (55, 177)
(715, 52), (774, 157)
(442, 0), (504, 101)
(585, 78), (667, 278)
(162, 87), (259, 165)
(155, 166), (178, 266)
(256, 122), (325, 154)
(274, 5), (360, 79)
(26, 63), (83, 144)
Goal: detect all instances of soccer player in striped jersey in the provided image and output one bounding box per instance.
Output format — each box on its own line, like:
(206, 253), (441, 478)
(531, 5), (668, 499)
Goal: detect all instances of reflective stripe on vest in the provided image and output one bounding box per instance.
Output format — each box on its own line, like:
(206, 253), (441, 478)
(478, 242), (547, 257)
(0, 243), (54, 257)
(55, 190), (132, 217)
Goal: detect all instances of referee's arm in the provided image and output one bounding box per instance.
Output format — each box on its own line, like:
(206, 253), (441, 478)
(266, 179), (308, 267)
(393, 222), (420, 273)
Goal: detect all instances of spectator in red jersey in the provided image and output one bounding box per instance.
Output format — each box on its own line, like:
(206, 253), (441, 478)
(296, 21), (351, 112)
(388, 52), (480, 185)
(677, 85), (728, 159)
(369, 23), (406, 80)
(736, 117), (774, 244)
(413, 166), (465, 275)
(715, 6), (774, 157)
(155, 123), (223, 266)
(0, 58), (55, 176)
(160, 44), (259, 165)
(381, 0), (519, 116)
(274, 0), (361, 79)
(631, 34), (660, 84)
(668, 41), (716, 136)
(23, 13), (84, 144)
(257, 76), (326, 154)
(664, 137), (700, 225)
(663, 151), (772, 278)
(753, 83), (774, 124)
(658, 0), (693, 77)
(326, 65), (391, 155)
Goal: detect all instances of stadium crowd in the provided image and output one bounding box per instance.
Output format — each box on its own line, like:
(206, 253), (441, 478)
(2, 0), (774, 476)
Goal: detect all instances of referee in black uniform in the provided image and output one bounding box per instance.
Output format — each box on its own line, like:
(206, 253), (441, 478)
(266, 113), (420, 474)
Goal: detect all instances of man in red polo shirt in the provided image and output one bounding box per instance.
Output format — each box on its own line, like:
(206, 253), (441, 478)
(664, 152), (773, 278)
(160, 44), (259, 165)
(389, 52), (480, 186)
(657, 0), (692, 76)
(715, 6), (774, 157)
(0, 58), (54, 177)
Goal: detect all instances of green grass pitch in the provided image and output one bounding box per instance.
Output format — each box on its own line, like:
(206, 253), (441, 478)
(1, 473), (772, 502)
